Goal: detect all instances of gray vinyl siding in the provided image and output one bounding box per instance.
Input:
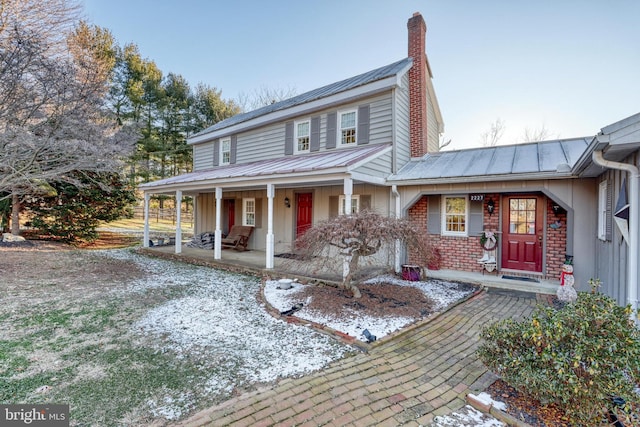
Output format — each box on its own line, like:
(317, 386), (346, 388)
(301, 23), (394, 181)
(594, 152), (638, 307)
(368, 96), (392, 145)
(426, 89), (439, 153)
(193, 142), (215, 171)
(353, 151), (393, 178)
(395, 73), (411, 170)
(193, 92), (394, 167)
(235, 123), (286, 164)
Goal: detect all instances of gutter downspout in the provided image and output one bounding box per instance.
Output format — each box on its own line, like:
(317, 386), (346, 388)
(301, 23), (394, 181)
(392, 185), (402, 273)
(592, 150), (639, 325)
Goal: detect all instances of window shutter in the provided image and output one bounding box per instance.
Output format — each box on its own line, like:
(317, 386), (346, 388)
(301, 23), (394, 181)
(213, 139), (220, 166)
(329, 196), (339, 218)
(469, 199), (484, 235)
(310, 116), (320, 152)
(284, 121), (294, 155)
(427, 196), (441, 234)
(360, 194), (371, 211)
(230, 135), (237, 164)
(255, 198), (262, 228)
(357, 104), (370, 145)
(326, 112), (337, 149)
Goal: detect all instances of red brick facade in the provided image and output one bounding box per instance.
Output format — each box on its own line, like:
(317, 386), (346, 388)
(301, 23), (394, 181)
(407, 193), (566, 281)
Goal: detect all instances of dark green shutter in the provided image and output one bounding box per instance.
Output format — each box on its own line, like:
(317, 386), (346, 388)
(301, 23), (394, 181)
(310, 116), (320, 152)
(357, 105), (370, 145)
(230, 135), (237, 164)
(469, 199), (484, 235)
(329, 196), (339, 218)
(284, 122), (294, 155)
(255, 198), (262, 228)
(427, 196), (441, 234)
(326, 112), (337, 149)
(213, 139), (220, 166)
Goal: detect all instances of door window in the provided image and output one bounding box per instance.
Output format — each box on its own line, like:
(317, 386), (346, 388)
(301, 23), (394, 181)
(509, 198), (536, 234)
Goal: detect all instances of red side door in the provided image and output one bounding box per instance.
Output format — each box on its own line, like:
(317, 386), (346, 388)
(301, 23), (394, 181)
(501, 195), (544, 272)
(296, 193), (313, 238)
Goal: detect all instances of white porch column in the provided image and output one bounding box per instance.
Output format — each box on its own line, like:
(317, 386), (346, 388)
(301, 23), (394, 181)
(266, 183), (275, 269)
(343, 177), (353, 280)
(214, 187), (222, 260)
(175, 190), (182, 254)
(343, 177), (353, 215)
(143, 192), (150, 248)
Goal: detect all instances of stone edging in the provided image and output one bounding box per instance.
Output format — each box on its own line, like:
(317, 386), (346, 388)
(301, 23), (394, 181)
(466, 393), (534, 427)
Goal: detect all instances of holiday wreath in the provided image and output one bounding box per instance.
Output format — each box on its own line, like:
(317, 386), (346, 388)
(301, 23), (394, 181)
(480, 231), (498, 251)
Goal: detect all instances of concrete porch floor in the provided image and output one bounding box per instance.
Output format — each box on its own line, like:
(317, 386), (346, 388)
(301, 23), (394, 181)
(140, 244), (558, 295)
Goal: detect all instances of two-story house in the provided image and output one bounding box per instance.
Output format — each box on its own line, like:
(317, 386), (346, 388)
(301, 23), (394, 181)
(140, 12), (639, 319)
(140, 12), (444, 269)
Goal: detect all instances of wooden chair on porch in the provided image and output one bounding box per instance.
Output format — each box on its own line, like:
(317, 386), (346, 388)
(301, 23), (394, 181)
(220, 225), (254, 251)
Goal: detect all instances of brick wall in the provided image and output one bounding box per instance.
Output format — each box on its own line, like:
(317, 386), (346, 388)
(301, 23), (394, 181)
(407, 194), (566, 281)
(546, 200), (567, 281)
(407, 13), (428, 158)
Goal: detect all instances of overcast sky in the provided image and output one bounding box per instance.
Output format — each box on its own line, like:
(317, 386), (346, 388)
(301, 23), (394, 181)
(83, 0), (640, 150)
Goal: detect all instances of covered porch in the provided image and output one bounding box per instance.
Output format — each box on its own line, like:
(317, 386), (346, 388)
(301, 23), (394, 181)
(139, 244), (558, 295)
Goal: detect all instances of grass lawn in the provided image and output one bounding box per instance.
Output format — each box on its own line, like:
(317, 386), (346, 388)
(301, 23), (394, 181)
(0, 247), (350, 425)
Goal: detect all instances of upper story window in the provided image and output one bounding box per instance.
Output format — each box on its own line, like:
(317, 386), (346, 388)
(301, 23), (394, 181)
(243, 198), (255, 226)
(220, 138), (231, 165)
(442, 195), (468, 236)
(338, 195), (360, 215)
(295, 120), (310, 153)
(339, 110), (357, 146)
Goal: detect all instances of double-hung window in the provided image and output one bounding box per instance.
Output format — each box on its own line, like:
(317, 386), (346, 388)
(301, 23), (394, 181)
(220, 138), (231, 165)
(338, 195), (360, 215)
(295, 120), (310, 153)
(442, 195), (468, 236)
(243, 198), (255, 226)
(338, 110), (357, 146)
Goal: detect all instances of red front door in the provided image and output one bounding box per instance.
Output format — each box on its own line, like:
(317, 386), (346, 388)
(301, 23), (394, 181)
(501, 195), (544, 272)
(296, 193), (313, 238)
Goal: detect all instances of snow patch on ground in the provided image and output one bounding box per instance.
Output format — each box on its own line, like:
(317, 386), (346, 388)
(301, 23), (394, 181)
(432, 405), (506, 427)
(264, 275), (476, 342)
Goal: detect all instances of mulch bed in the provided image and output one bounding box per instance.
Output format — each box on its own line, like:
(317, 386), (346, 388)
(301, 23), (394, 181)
(293, 281), (437, 319)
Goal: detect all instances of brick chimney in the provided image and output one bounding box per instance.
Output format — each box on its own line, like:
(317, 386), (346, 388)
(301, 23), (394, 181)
(407, 12), (428, 158)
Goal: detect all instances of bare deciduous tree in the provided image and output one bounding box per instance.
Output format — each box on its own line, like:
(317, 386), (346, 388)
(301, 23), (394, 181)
(236, 85), (298, 112)
(294, 210), (432, 298)
(480, 118), (506, 147)
(0, 0), (136, 234)
(521, 124), (558, 142)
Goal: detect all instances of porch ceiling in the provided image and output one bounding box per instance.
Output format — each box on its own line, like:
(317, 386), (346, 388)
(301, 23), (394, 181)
(140, 144), (391, 195)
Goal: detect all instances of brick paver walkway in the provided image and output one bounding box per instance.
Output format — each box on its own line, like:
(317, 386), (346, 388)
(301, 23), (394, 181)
(179, 289), (537, 427)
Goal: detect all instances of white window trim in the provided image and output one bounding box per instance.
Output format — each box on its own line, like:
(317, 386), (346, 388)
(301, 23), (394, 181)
(338, 109), (357, 147)
(243, 197), (255, 227)
(294, 119), (311, 154)
(339, 195), (360, 215)
(220, 137), (231, 165)
(598, 181), (607, 240)
(441, 195), (469, 237)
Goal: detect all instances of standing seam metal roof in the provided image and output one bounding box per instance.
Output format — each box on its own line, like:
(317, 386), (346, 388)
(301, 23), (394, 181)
(388, 138), (591, 182)
(191, 58), (413, 139)
(139, 144), (391, 189)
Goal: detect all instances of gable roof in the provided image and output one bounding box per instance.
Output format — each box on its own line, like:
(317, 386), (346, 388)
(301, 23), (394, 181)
(140, 144), (392, 193)
(387, 138), (591, 185)
(189, 58), (413, 144)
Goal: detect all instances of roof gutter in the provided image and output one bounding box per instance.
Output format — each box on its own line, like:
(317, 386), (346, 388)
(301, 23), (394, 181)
(592, 150), (639, 325)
